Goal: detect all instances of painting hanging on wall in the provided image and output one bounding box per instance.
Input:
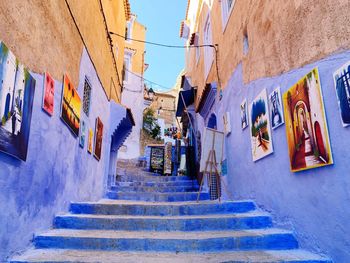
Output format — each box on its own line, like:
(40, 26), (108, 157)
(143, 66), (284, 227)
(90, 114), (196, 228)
(249, 89), (274, 162)
(240, 99), (248, 129)
(79, 120), (86, 148)
(60, 74), (81, 137)
(333, 61), (350, 127)
(93, 117), (103, 161)
(283, 68), (333, 172)
(87, 128), (93, 154)
(0, 41), (36, 161)
(268, 87), (284, 129)
(42, 72), (54, 116)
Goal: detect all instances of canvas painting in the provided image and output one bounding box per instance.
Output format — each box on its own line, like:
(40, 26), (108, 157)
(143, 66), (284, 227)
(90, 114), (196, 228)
(0, 41), (36, 161)
(249, 89), (273, 161)
(93, 117), (103, 161)
(87, 128), (93, 154)
(79, 120), (86, 148)
(283, 68), (333, 172)
(60, 74), (81, 137)
(240, 99), (248, 129)
(42, 72), (54, 116)
(333, 61), (350, 127)
(269, 87), (284, 129)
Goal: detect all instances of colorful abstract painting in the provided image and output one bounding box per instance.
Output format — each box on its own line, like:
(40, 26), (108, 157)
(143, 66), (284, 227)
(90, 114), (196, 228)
(0, 41), (36, 161)
(87, 128), (93, 154)
(249, 89), (273, 161)
(79, 120), (86, 148)
(333, 61), (350, 127)
(240, 99), (248, 129)
(60, 74), (81, 137)
(42, 72), (54, 116)
(283, 68), (333, 172)
(269, 87), (284, 129)
(93, 117), (103, 161)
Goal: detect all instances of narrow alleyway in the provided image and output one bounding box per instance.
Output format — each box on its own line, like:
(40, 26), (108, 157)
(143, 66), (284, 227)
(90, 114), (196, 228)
(11, 163), (331, 262)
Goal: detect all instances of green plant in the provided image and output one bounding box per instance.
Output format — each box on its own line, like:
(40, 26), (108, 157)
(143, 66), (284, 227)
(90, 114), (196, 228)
(7, 111), (11, 119)
(2, 116), (6, 126)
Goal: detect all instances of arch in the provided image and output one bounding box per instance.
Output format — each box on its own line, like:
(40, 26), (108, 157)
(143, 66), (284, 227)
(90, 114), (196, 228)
(207, 113), (217, 130)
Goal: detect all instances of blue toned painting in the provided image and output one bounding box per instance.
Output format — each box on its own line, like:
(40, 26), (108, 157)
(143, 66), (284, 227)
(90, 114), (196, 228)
(268, 87), (284, 129)
(79, 120), (86, 148)
(333, 61), (350, 127)
(0, 41), (36, 161)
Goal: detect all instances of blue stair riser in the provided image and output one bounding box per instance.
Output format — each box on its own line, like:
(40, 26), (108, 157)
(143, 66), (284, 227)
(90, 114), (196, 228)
(110, 185), (199, 193)
(116, 175), (194, 182)
(54, 215), (272, 231)
(114, 180), (199, 187)
(34, 233), (298, 252)
(70, 201), (256, 216)
(106, 191), (210, 202)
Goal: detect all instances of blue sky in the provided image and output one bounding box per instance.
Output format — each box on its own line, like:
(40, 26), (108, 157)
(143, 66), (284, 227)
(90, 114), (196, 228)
(129, 0), (187, 91)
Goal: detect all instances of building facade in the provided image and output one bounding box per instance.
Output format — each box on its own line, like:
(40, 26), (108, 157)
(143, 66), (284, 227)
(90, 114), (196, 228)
(117, 14), (147, 159)
(178, 0), (350, 261)
(0, 0), (135, 260)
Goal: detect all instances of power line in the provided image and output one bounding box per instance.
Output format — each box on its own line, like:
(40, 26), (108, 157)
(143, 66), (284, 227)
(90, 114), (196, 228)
(109, 31), (215, 49)
(124, 67), (171, 91)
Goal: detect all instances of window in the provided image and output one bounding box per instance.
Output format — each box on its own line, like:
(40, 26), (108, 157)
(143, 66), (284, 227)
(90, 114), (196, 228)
(125, 22), (131, 41)
(195, 33), (200, 64)
(221, 0), (235, 30)
(203, 14), (213, 79)
(83, 78), (92, 116)
(123, 51), (132, 83)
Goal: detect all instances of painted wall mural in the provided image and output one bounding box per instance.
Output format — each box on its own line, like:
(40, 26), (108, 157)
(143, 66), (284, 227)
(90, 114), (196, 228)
(93, 117), (103, 161)
(333, 61), (350, 127)
(0, 41), (36, 161)
(60, 74), (81, 137)
(283, 68), (333, 172)
(240, 99), (248, 129)
(269, 87), (284, 129)
(249, 89), (274, 161)
(42, 72), (54, 116)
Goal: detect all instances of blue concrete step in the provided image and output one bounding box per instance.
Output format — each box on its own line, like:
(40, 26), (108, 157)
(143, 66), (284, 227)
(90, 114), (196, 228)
(33, 228), (298, 252)
(10, 249), (332, 263)
(114, 180), (198, 187)
(110, 185), (199, 193)
(54, 212), (272, 231)
(116, 174), (194, 182)
(106, 191), (210, 202)
(70, 200), (256, 216)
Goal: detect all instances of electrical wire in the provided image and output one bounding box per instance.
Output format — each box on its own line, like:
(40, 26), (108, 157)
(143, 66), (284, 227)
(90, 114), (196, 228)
(109, 31), (215, 49)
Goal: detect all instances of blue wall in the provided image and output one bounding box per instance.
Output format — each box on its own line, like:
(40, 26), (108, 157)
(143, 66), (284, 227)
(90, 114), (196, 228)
(0, 48), (126, 261)
(197, 50), (350, 262)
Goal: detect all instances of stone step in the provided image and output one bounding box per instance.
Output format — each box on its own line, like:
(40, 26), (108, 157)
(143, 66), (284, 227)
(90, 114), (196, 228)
(10, 249), (333, 263)
(70, 199), (256, 216)
(114, 180), (198, 187)
(33, 228), (298, 252)
(116, 174), (194, 182)
(106, 191), (210, 202)
(110, 185), (199, 193)
(54, 212), (272, 231)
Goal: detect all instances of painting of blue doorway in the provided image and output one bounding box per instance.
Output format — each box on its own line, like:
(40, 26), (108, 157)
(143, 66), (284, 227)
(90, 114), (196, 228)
(0, 41), (36, 161)
(333, 61), (350, 127)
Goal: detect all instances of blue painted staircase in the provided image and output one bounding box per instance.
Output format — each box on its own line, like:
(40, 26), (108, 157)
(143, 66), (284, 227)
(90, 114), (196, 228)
(10, 170), (331, 262)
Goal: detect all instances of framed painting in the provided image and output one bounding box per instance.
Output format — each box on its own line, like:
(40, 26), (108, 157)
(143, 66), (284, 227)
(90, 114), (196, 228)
(240, 99), (248, 129)
(283, 68), (333, 172)
(249, 89), (273, 161)
(0, 41), (36, 161)
(269, 87), (284, 129)
(79, 120), (86, 148)
(333, 61), (350, 127)
(60, 74), (81, 137)
(42, 72), (54, 116)
(87, 128), (93, 154)
(93, 117), (103, 161)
